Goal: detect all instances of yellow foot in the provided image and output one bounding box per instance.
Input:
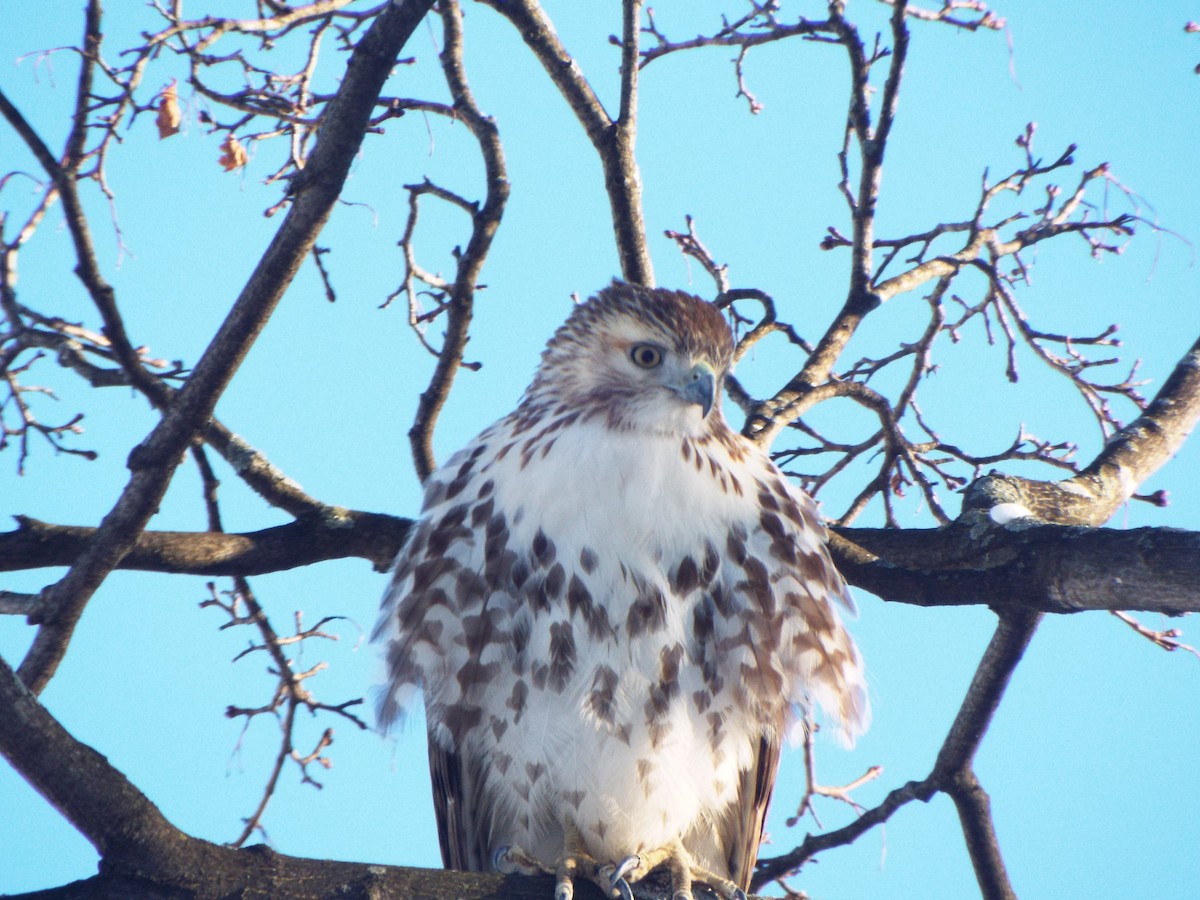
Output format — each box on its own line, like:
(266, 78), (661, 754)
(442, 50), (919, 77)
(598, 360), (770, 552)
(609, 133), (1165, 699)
(610, 840), (748, 900)
(551, 819), (646, 900)
(494, 838), (633, 900)
(554, 849), (633, 900)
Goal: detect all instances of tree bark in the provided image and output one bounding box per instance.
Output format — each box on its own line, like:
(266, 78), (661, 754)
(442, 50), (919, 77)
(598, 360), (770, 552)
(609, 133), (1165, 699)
(5, 514), (1197, 616)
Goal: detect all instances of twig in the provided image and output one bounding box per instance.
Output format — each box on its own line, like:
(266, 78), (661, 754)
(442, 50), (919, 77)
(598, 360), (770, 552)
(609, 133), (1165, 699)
(786, 715), (882, 828)
(743, 1), (911, 448)
(1111, 610), (1200, 661)
(405, 0), (509, 482)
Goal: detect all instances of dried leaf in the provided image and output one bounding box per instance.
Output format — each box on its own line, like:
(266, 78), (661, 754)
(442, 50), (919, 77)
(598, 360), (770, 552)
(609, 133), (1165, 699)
(156, 80), (182, 139)
(219, 134), (248, 172)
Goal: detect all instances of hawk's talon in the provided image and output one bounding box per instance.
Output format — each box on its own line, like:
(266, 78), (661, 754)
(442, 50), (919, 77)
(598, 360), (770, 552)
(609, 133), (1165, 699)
(609, 854), (641, 886)
(554, 880), (574, 900)
(492, 845), (512, 873)
(493, 843), (548, 876)
(732, 891), (748, 900)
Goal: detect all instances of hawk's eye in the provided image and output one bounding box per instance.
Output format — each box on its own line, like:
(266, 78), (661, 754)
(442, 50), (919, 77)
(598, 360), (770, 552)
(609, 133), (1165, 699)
(629, 343), (664, 369)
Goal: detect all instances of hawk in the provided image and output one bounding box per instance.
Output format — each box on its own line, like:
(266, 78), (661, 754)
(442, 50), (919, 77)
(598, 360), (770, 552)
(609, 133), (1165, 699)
(375, 283), (868, 900)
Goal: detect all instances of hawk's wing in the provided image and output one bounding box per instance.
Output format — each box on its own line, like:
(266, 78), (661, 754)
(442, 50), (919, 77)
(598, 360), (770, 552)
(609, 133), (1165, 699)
(374, 434), (507, 872)
(722, 733), (780, 892)
(706, 467), (868, 891)
(429, 740), (488, 871)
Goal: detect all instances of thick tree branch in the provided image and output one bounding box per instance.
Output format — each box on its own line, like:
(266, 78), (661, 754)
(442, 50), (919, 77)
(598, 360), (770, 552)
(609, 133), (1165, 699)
(0, 644), (582, 898)
(946, 767), (1015, 900)
(6, 860), (573, 900)
(0, 638), (588, 896)
(5, 512), (1197, 617)
(0, 652), (189, 861)
(832, 523), (1200, 616)
(930, 609), (1036, 900)
(0, 513), (410, 577)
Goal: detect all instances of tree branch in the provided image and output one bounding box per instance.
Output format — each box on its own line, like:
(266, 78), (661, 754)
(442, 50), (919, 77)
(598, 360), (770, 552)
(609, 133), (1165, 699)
(479, 0), (653, 284)
(0, 512), (410, 577)
(0, 644), (579, 898)
(745, 2), (910, 447)
(930, 609), (1037, 900)
(0, 3), (165, 400)
(14, 0), (437, 695)
(831, 522), (1200, 616)
(5, 511), (1197, 618)
(406, 0), (509, 481)
(0, 652), (189, 860)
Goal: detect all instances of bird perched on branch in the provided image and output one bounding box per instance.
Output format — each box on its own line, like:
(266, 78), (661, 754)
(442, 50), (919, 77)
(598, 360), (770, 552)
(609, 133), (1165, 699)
(375, 282), (868, 900)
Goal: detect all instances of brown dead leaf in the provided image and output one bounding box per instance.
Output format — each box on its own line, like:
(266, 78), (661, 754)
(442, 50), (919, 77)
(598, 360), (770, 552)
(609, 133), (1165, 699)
(156, 80), (182, 139)
(218, 134), (248, 172)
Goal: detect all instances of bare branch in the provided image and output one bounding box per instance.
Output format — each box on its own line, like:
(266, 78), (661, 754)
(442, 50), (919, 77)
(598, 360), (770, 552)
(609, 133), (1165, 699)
(405, 0), (509, 482)
(638, 7), (828, 69)
(959, 333), (1200, 528)
(0, 512), (411, 577)
(480, 0), (652, 284)
(665, 215), (729, 294)
(1111, 610), (1200, 661)
(877, 0), (1005, 31)
(744, 2), (911, 448)
(786, 715), (882, 828)
(203, 579), (365, 847)
(14, 0), (437, 695)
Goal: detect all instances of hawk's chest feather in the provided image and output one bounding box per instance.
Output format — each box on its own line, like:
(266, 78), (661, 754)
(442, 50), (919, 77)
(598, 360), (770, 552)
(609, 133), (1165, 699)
(484, 417), (757, 589)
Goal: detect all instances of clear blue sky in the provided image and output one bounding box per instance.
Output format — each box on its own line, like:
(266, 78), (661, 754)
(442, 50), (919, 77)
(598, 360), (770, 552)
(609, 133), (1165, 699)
(3, 2), (1199, 898)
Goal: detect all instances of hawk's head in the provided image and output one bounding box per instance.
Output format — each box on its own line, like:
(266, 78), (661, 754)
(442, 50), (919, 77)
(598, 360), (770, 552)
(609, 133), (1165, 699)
(525, 282), (735, 437)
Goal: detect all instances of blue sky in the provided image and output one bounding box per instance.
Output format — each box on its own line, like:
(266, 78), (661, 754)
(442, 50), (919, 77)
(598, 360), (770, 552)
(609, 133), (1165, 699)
(3, 2), (1199, 898)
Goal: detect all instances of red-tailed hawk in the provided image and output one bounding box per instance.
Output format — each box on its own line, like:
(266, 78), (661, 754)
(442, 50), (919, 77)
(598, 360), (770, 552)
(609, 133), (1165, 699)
(375, 283), (868, 900)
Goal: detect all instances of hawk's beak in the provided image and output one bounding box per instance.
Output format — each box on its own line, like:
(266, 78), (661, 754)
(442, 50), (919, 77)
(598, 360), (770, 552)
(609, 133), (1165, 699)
(680, 363), (717, 418)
